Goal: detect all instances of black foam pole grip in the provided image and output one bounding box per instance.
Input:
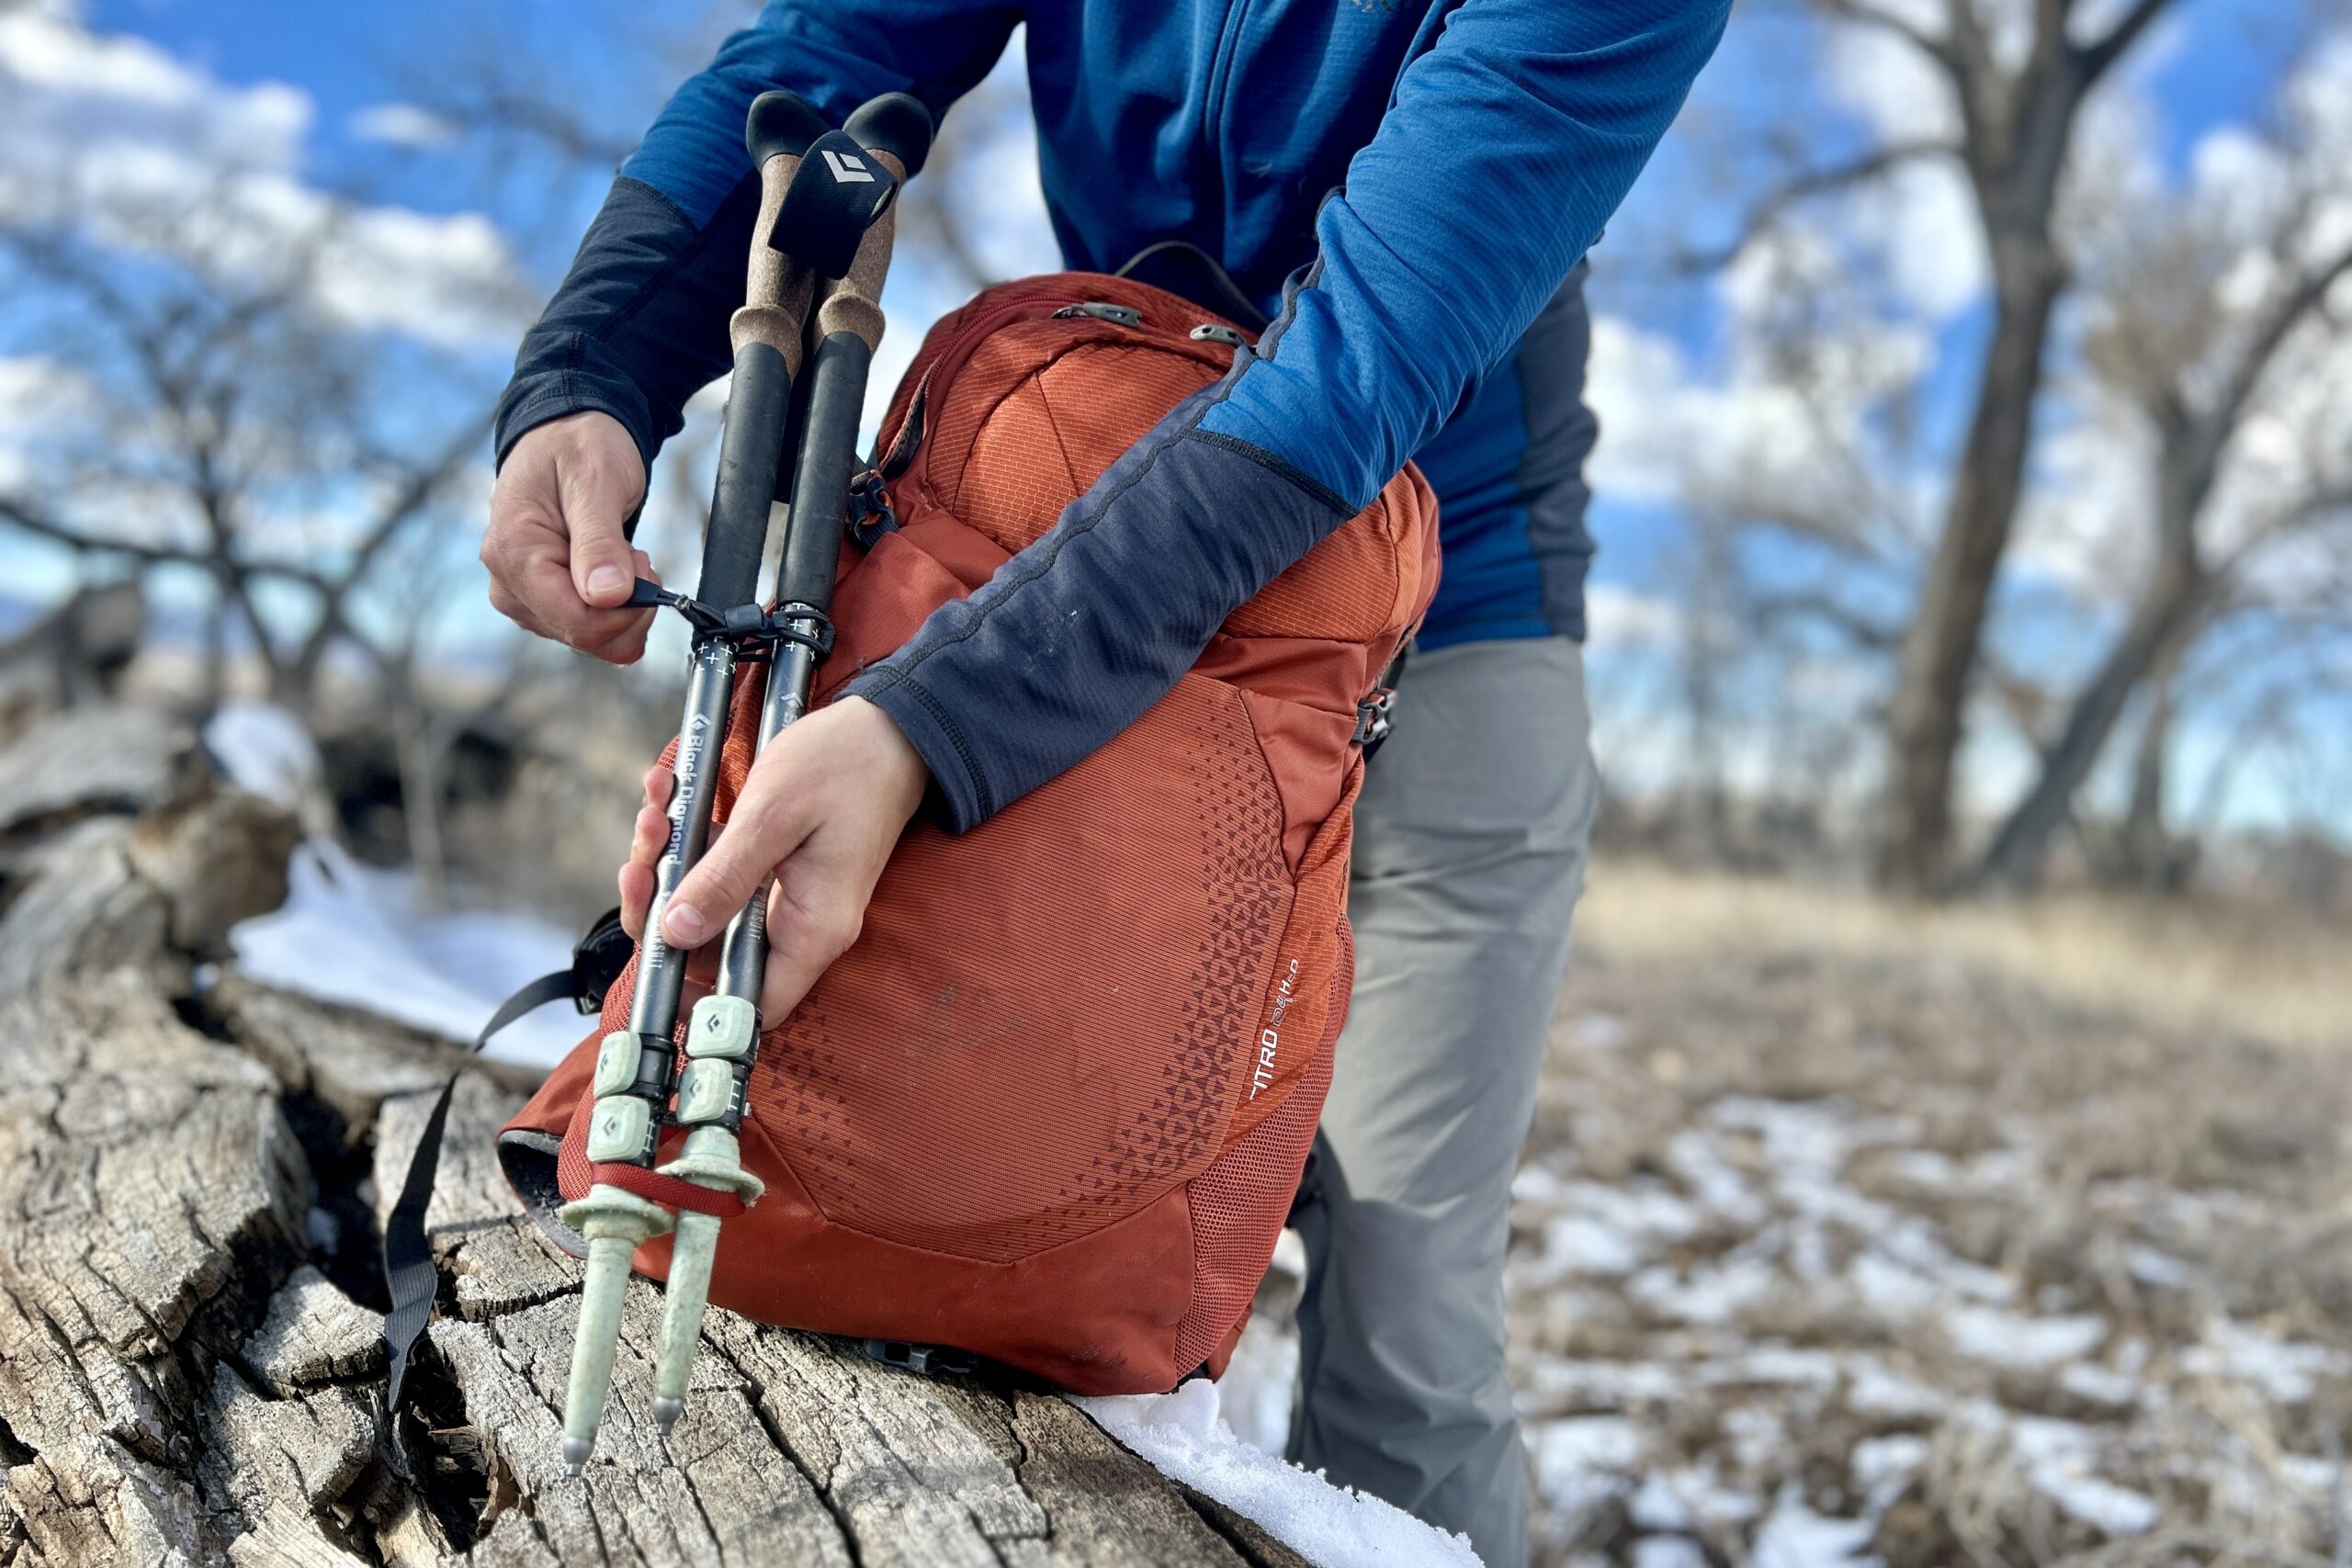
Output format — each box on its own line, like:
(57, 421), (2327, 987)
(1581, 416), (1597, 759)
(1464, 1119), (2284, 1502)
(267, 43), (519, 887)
(843, 92), (934, 178)
(745, 90), (826, 166)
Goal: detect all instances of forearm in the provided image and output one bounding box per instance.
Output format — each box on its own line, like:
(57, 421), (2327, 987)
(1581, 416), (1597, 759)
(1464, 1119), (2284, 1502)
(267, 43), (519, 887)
(846, 385), (1351, 831)
(1203, 0), (1732, 508)
(494, 176), (757, 473)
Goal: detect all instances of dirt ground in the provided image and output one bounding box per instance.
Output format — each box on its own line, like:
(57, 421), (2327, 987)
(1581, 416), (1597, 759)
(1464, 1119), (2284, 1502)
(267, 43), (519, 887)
(1230, 859), (2352, 1567)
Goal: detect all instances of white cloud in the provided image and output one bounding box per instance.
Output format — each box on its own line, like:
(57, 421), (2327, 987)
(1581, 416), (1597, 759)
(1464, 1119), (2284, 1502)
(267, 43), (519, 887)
(1588, 304), (1930, 542)
(348, 101), (459, 151)
(1586, 582), (1682, 649)
(0, 8), (527, 350)
(1821, 19), (1960, 147)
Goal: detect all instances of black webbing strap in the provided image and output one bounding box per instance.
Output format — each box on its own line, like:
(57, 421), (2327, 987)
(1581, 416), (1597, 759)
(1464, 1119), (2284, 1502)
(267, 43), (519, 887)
(382, 908), (631, 1409)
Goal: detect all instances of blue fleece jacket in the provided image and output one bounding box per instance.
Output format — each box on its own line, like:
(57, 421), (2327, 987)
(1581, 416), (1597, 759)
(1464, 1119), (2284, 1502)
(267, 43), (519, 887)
(494, 0), (1728, 829)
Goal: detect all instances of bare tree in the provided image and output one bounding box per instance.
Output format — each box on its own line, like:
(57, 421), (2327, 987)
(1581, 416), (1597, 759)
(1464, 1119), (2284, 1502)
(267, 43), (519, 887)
(1693, 0), (2194, 891)
(1973, 67), (2352, 889)
(0, 219), (491, 721)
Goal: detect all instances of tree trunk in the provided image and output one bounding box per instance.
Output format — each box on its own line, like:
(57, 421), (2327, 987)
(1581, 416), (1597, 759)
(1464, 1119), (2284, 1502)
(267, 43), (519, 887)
(1972, 416), (2214, 894)
(1971, 567), (2203, 893)
(2115, 625), (2191, 891)
(1878, 243), (2064, 895)
(0, 702), (1307, 1568)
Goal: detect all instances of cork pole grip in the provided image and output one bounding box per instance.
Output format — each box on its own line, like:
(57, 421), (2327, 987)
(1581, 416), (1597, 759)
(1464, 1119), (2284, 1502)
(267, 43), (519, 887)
(810, 146), (908, 353)
(731, 152), (818, 369)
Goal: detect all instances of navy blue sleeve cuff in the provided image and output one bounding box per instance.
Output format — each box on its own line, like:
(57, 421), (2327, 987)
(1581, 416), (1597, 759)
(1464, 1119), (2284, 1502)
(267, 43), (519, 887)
(840, 388), (1351, 833)
(492, 175), (759, 474)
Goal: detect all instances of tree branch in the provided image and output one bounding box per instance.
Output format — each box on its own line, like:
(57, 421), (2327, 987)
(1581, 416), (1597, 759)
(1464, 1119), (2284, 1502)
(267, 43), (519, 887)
(1813, 0), (1966, 73)
(1672, 139), (1958, 273)
(0, 494), (332, 594)
(2076, 0), (2175, 84)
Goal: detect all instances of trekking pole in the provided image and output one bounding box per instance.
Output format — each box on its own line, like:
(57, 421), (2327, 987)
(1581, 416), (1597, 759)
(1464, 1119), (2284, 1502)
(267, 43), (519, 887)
(555, 89), (831, 1476)
(650, 91), (933, 1439)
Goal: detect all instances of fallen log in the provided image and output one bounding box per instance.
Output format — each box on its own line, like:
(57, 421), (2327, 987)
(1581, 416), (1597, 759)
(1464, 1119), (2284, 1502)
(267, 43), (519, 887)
(0, 705), (1311, 1567)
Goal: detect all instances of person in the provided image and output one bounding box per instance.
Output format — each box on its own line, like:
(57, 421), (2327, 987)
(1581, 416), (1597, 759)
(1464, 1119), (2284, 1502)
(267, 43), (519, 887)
(481, 5), (1728, 1560)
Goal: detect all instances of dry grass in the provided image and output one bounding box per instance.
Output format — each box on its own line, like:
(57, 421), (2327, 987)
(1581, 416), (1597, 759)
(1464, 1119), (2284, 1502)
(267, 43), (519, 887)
(1575, 858), (2352, 1055)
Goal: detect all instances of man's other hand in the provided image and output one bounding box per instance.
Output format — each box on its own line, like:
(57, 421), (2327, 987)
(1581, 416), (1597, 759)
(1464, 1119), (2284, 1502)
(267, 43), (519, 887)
(483, 411), (658, 663)
(619, 696), (932, 1025)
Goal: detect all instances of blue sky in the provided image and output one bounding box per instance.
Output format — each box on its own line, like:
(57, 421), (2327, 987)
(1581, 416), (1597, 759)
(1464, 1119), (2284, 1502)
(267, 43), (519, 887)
(13, 0), (2349, 848)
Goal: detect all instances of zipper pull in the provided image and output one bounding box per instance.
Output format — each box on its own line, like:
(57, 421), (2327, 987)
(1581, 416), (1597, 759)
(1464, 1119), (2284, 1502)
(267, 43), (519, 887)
(1053, 301), (1143, 328)
(1189, 323), (1249, 350)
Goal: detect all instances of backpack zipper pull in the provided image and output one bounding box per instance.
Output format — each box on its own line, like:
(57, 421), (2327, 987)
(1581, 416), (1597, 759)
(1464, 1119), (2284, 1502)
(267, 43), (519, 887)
(1053, 301), (1143, 328)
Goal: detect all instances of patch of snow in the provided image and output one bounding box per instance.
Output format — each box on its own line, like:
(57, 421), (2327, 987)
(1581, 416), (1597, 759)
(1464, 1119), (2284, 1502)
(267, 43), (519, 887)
(1666, 1128), (1770, 1226)
(1699, 1346), (1843, 1389)
(2035, 1470), (2159, 1538)
(1748, 1488), (1880, 1568)
(1724, 1405), (1792, 1474)
(203, 700), (322, 809)
(1849, 1251), (1939, 1319)
(1217, 1312), (1299, 1457)
(1845, 1359), (1949, 1420)
(2057, 1360), (2142, 1409)
(1632, 1538), (1708, 1568)
(1969, 1408), (2159, 1539)
(1629, 1473), (1694, 1532)
(1075, 1381), (1479, 1567)
(1849, 1435), (1927, 1514)
(229, 840), (581, 1066)
(1517, 1358), (1687, 1409)
(1632, 1252), (1781, 1326)
(1511, 1162), (1569, 1206)
(2184, 1318), (2349, 1404)
(1942, 1305), (2107, 1369)
(2124, 1246), (2192, 1289)
(1573, 1010), (1631, 1051)
(1538, 1215), (1647, 1278)
(1529, 1180), (1708, 1281)
(1531, 1416), (1647, 1535)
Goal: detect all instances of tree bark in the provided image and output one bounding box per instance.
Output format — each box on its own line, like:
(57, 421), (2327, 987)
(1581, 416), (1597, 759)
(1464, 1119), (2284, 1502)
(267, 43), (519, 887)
(1879, 252), (2065, 893)
(0, 703), (1306, 1568)
(1971, 554), (2204, 893)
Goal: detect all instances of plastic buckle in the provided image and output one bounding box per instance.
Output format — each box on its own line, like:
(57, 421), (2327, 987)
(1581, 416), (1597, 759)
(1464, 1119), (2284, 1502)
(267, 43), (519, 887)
(764, 602), (836, 658)
(845, 468), (899, 551)
(861, 1337), (979, 1378)
(1351, 687), (1395, 750)
(571, 910), (637, 1015)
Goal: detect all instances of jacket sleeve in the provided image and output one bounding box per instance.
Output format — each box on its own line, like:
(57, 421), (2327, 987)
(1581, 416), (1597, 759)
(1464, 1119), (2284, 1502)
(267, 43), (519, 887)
(846, 0), (1730, 831)
(492, 1), (1021, 472)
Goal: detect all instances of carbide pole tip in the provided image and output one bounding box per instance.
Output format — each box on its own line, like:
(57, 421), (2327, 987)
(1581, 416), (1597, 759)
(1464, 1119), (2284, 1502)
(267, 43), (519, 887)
(652, 1396), (684, 1436)
(561, 1436), (593, 1476)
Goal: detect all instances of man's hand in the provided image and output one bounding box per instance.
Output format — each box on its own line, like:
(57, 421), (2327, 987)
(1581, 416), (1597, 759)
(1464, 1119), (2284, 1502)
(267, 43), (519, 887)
(619, 696), (932, 1024)
(483, 411), (659, 663)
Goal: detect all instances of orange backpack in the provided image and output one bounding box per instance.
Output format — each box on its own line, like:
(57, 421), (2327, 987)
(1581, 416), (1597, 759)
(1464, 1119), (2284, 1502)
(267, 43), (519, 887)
(497, 272), (1439, 1393)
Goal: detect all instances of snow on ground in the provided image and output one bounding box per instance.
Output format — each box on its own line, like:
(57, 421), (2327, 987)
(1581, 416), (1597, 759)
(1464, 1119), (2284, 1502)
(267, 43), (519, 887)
(229, 839), (582, 1066)
(1216, 972), (2352, 1565)
(1077, 1382), (1479, 1568)
(207, 702), (592, 1066)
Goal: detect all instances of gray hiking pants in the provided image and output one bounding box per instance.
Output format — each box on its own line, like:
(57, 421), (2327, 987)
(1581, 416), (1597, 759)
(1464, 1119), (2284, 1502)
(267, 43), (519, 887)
(1288, 636), (1597, 1568)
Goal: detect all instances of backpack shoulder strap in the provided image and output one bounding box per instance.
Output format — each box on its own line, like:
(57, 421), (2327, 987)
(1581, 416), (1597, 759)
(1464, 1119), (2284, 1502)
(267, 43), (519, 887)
(381, 908), (632, 1409)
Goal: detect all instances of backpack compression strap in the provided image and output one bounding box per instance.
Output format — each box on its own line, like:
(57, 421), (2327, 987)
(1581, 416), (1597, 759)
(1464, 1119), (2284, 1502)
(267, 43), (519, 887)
(381, 908), (633, 1410)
